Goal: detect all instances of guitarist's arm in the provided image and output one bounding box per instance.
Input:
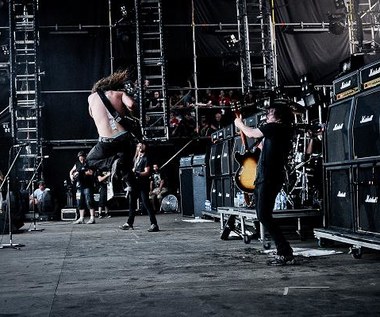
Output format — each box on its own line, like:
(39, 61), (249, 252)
(69, 164), (78, 183)
(234, 115), (264, 139)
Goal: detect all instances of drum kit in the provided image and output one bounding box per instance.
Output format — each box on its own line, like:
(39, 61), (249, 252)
(283, 102), (324, 210)
(252, 96), (325, 210)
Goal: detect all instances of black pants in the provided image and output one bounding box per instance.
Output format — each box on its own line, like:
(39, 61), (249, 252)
(254, 181), (293, 256)
(87, 133), (134, 174)
(127, 181), (158, 227)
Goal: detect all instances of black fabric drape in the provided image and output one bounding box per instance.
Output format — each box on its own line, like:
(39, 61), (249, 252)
(274, 0), (350, 85)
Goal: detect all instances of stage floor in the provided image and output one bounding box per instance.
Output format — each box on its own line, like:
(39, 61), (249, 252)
(0, 213), (379, 316)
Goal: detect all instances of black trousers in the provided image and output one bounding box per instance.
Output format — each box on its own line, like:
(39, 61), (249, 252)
(87, 133), (134, 174)
(127, 181), (158, 227)
(254, 181), (293, 256)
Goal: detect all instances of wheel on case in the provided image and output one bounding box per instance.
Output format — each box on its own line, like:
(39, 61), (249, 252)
(349, 246), (362, 259)
(243, 235), (251, 244)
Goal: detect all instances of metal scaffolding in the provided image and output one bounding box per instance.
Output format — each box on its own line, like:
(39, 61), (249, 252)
(8, 0), (43, 187)
(236, 0), (277, 95)
(347, 0), (380, 54)
(135, 0), (169, 142)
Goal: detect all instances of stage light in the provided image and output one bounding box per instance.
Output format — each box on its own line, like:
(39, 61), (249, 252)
(120, 6), (127, 17)
(338, 54), (364, 75)
(328, 13), (346, 35)
(224, 34), (239, 48)
(334, 0), (346, 9)
(299, 74), (311, 95)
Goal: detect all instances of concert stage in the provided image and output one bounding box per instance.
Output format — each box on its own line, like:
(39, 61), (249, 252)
(0, 213), (379, 316)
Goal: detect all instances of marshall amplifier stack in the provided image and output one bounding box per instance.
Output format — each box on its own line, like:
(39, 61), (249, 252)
(333, 70), (360, 101)
(360, 59), (380, 91)
(317, 59), (380, 250)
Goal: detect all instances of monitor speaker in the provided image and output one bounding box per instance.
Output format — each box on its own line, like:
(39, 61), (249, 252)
(326, 167), (355, 231)
(179, 166), (207, 218)
(352, 87), (380, 159)
(325, 98), (354, 163)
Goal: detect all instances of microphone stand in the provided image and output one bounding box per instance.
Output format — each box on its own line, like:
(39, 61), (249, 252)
(26, 158), (44, 232)
(0, 146), (25, 249)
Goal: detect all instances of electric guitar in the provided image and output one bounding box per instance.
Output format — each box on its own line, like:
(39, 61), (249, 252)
(233, 108), (261, 194)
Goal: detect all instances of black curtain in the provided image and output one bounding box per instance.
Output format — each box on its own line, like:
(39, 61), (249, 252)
(274, 0), (350, 85)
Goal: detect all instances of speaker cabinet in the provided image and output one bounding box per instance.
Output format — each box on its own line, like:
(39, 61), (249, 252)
(210, 177), (224, 210)
(210, 176), (235, 209)
(179, 168), (193, 217)
(209, 143), (223, 177)
(326, 167), (355, 231)
(325, 98), (354, 163)
(352, 88), (380, 159)
(357, 164), (380, 235)
(221, 139), (231, 176)
(179, 165), (207, 218)
(222, 176), (234, 207)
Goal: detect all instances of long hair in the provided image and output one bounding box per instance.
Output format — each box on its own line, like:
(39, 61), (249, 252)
(91, 69), (130, 93)
(269, 100), (294, 126)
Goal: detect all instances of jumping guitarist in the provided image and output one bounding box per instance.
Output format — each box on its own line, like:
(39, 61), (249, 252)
(234, 101), (296, 266)
(86, 69), (142, 200)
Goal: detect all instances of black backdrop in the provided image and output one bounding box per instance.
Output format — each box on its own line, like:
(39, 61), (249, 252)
(1, 0), (380, 210)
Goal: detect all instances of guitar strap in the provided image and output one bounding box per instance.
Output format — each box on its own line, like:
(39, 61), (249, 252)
(97, 89), (126, 127)
(96, 89), (142, 142)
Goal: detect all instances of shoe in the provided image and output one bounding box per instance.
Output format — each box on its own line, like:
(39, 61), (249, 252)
(148, 224), (159, 232)
(98, 214), (103, 219)
(267, 254), (296, 266)
(73, 218), (84, 224)
(119, 223), (133, 230)
(86, 218), (96, 224)
(105, 213), (111, 218)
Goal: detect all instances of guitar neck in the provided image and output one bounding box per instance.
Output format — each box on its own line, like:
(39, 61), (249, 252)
(240, 130), (249, 151)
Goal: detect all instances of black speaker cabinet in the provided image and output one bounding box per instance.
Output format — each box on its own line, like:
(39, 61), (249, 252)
(352, 87), (380, 159)
(222, 176), (234, 207)
(210, 176), (235, 209)
(326, 166), (355, 231)
(221, 139), (231, 176)
(179, 165), (207, 218)
(325, 98), (354, 163)
(356, 164), (380, 235)
(209, 143), (223, 177)
(210, 177), (224, 210)
(179, 168), (193, 217)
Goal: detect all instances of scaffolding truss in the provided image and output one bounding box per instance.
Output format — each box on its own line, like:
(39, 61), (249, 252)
(9, 0), (42, 186)
(135, 0), (169, 142)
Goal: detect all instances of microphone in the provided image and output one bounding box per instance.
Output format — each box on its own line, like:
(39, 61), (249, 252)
(12, 142), (29, 148)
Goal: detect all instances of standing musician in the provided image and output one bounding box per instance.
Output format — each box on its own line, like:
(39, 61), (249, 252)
(234, 101), (295, 266)
(86, 69), (142, 199)
(69, 151), (96, 224)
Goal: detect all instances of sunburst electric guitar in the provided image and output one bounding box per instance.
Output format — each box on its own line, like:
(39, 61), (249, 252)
(233, 109), (261, 194)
